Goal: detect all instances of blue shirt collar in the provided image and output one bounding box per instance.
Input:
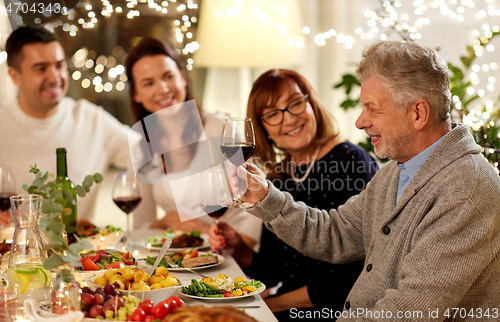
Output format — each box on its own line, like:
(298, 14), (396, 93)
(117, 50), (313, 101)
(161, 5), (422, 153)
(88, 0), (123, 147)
(397, 132), (448, 180)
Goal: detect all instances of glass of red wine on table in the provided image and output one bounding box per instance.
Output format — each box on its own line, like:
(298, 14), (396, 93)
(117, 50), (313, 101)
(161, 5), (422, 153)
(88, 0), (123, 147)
(0, 165), (17, 227)
(112, 172), (142, 250)
(199, 166), (232, 254)
(219, 117), (256, 209)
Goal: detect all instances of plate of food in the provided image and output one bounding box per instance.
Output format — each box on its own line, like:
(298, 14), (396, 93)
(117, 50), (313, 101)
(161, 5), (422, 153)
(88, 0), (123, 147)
(84, 266), (182, 305)
(138, 249), (224, 271)
(141, 229), (210, 252)
(180, 275), (265, 300)
(78, 221), (124, 250)
(75, 249), (136, 279)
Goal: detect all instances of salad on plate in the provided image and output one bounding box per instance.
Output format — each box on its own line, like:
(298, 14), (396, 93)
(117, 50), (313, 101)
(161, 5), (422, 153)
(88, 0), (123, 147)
(78, 249), (136, 271)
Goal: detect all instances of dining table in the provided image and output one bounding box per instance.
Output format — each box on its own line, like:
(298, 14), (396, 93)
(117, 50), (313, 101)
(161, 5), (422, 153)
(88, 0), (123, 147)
(128, 228), (279, 322)
(1, 225), (278, 322)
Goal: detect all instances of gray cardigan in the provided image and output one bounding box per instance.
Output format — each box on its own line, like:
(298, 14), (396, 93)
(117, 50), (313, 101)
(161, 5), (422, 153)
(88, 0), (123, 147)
(249, 123), (500, 321)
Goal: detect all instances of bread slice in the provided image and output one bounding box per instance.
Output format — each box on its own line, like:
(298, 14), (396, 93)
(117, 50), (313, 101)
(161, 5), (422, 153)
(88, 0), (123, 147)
(182, 255), (219, 268)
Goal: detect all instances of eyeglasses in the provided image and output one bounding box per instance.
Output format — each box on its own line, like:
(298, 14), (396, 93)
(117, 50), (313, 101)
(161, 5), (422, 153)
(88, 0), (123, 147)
(261, 95), (309, 126)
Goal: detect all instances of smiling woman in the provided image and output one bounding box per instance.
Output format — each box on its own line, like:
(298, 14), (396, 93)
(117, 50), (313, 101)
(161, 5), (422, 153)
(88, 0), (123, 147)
(131, 54), (187, 115)
(123, 37), (262, 250)
(246, 69), (342, 176)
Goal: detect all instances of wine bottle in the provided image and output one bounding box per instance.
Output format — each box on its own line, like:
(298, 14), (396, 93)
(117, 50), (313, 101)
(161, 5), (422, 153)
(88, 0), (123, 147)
(55, 148), (78, 244)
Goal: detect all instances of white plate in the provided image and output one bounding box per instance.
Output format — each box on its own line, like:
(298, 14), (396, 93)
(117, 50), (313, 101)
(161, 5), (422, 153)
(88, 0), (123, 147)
(181, 284), (266, 300)
(142, 234), (210, 252)
(137, 253), (224, 271)
(74, 269), (105, 281)
(83, 231), (124, 250)
(75, 265), (130, 282)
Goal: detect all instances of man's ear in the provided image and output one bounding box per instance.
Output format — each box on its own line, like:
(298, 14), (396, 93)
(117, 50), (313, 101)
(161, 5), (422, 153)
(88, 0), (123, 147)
(8, 66), (22, 86)
(413, 99), (431, 131)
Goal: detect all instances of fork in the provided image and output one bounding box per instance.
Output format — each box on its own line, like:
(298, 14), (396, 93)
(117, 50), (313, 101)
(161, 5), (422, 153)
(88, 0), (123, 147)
(149, 239), (172, 276)
(164, 255), (209, 278)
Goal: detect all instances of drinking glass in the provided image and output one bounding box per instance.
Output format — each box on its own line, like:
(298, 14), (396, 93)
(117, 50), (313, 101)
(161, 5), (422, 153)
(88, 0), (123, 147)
(0, 165), (17, 227)
(220, 117), (255, 208)
(0, 287), (18, 322)
(200, 166), (232, 254)
(112, 172), (142, 250)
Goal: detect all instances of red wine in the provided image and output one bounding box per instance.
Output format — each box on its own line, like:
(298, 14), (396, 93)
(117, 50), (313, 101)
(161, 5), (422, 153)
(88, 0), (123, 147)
(200, 204), (228, 219)
(220, 142), (256, 166)
(0, 192), (15, 211)
(113, 196), (142, 214)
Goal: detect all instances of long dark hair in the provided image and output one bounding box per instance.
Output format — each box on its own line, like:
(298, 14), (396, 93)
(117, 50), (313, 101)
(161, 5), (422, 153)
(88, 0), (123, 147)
(125, 37), (202, 173)
(125, 37), (199, 122)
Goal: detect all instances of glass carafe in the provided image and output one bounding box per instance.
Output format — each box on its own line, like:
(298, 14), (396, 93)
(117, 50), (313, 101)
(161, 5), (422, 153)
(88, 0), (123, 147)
(7, 195), (50, 301)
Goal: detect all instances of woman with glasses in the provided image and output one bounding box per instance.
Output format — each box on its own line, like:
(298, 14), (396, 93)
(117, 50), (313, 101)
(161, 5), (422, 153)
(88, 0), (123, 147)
(209, 69), (378, 320)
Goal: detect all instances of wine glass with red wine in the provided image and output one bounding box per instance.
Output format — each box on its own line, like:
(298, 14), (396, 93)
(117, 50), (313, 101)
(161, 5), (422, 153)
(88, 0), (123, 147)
(220, 117), (255, 208)
(112, 172), (142, 249)
(0, 165), (17, 227)
(199, 166), (232, 253)
(200, 167), (231, 223)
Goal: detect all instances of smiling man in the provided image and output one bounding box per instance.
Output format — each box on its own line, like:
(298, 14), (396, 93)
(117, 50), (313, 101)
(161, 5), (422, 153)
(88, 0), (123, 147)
(230, 41), (500, 321)
(7, 35), (68, 118)
(0, 26), (145, 222)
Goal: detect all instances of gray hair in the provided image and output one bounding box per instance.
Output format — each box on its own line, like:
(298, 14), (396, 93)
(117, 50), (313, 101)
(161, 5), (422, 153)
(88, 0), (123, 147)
(356, 41), (451, 123)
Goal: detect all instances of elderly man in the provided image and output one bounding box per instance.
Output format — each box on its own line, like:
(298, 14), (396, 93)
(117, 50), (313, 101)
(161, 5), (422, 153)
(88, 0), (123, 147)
(0, 26), (144, 223)
(229, 41), (500, 321)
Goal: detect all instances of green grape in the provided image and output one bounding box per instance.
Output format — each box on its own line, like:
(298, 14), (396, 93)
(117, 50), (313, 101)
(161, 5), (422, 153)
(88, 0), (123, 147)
(105, 311), (114, 319)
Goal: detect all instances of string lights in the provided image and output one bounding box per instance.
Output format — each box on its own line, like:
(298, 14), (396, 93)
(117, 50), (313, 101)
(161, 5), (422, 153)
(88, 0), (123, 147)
(1, 0), (499, 100)
(360, 0), (499, 173)
(449, 24), (500, 174)
(70, 46), (129, 93)
(44, 0), (200, 93)
(356, 0), (499, 41)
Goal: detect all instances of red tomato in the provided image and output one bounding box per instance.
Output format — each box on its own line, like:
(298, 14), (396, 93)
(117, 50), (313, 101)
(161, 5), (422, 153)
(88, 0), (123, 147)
(144, 315), (157, 322)
(223, 292), (234, 298)
(151, 303), (169, 319)
(130, 308), (146, 322)
(169, 296), (183, 307)
(190, 249), (198, 258)
(106, 261), (125, 269)
(121, 252), (134, 265)
(161, 296), (180, 311)
(139, 302), (153, 315)
(83, 258), (100, 271)
(88, 253), (102, 263)
(141, 299), (154, 307)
